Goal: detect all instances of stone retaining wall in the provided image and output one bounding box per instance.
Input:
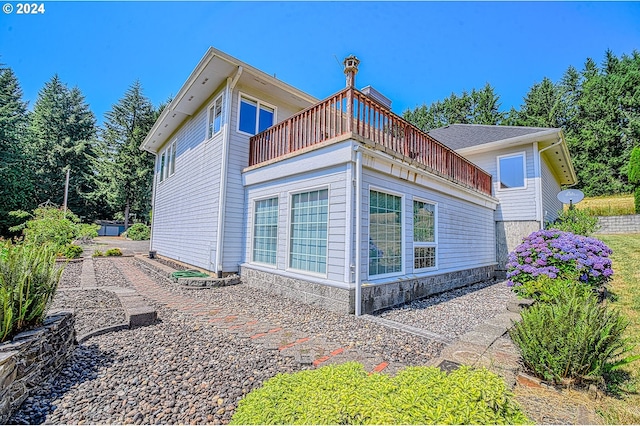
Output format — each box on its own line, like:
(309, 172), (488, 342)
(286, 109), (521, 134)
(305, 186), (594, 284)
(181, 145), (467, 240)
(595, 215), (640, 234)
(0, 311), (75, 423)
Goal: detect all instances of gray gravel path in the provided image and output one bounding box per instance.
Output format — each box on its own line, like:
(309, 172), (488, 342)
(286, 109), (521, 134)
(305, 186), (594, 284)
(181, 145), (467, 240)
(56, 261), (82, 289)
(377, 280), (513, 340)
(10, 258), (513, 425)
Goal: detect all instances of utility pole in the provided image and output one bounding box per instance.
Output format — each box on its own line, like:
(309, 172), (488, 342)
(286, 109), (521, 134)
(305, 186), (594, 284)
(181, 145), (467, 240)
(63, 168), (70, 213)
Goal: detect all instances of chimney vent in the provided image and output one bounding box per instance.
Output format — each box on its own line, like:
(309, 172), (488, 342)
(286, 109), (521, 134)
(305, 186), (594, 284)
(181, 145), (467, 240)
(343, 55), (360, 88)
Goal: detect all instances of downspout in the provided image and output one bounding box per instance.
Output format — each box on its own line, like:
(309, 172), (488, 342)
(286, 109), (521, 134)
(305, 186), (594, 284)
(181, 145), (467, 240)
(537, 138), (563, 228)
(354, 145), (363, 316)
(215, 66), (243, 277)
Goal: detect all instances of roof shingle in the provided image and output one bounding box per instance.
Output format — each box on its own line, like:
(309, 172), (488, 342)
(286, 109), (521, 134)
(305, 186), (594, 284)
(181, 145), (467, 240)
(428, 124), (555, 151)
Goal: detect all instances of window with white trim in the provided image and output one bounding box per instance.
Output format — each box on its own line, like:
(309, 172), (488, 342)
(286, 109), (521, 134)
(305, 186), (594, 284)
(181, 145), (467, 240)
(369, 190), (402, 276)
(252, 197), (278, 265)
(238, 94), (275, 135)
(289, 189), (328, 274)
(498, 152), (526, 189)
(413, 199), (437, 270)
(207, 94), (224, 139)
(158, 140), (177, 182)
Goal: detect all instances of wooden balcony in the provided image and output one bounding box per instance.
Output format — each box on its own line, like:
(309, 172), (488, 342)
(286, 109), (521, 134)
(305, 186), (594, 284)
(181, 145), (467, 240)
(248, 87), (492, 196)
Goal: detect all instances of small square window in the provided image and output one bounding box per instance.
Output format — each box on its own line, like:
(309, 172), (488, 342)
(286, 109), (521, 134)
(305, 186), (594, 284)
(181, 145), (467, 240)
(498, 153), (526, 189)
(238, 94), (276, 135)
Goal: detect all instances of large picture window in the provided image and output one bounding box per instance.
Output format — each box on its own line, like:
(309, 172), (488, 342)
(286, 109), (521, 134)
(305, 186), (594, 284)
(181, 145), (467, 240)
(289, 189), (328, 274)
(369, 190), (402, 276)
(498, 153), (526, 189)
(252, 197), (278, 265)
(238, 94), (275, 135)
(207, 94), (224, 139)
(413, 199), (437, 270)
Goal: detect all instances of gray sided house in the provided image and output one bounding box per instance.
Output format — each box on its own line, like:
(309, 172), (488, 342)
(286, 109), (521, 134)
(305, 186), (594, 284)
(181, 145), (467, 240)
(141, 48), (576, 314)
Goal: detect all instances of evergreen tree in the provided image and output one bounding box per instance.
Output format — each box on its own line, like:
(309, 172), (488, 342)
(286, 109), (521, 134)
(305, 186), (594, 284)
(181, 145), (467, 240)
(403, 84), (504, 132)
(94, 81), (157, 228)
(27, 75), (98, 218)
(0, 65), (33, 235)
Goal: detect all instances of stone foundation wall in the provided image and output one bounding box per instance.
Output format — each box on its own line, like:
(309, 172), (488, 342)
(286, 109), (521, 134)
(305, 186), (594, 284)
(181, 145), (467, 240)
(240, 267), (353, 314)
(361, 265), (496, 314)
(0, 311), (76, 423)
(595, 215), (640, 234)
(495, 221), (540, 274)
(240, 265), (495, 315)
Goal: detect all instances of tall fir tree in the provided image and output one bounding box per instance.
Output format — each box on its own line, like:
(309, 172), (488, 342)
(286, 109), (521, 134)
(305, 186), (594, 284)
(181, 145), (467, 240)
(403, 83), (504, 132)
(0, 65), (33, 235)
(27, 75), (98, 218)
(94, 81), (158, 228)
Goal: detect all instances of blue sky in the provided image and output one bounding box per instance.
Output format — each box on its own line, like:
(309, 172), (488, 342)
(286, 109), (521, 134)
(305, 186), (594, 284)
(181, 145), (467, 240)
(2, 1), (639, 123)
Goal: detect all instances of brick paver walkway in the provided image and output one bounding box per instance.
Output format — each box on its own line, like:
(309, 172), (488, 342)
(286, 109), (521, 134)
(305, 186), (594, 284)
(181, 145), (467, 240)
(109, 257), (401, 374)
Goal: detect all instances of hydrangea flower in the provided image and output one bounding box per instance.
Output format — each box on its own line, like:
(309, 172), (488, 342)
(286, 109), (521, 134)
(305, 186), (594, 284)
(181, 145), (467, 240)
(506, 229), (613, 288)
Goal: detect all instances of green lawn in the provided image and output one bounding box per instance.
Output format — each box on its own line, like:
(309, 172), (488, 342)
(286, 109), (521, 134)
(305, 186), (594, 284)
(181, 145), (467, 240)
(596, 234), (640, 423)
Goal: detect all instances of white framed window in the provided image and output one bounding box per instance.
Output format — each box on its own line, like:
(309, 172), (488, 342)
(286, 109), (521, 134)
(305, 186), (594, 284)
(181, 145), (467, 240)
(158, 140), (177, 183)
(413, 199), (438, 271)
(497, 152), (526, 190)
(238, 93), (275, 136)
(369, 189), (403, 277)
(252, 197), (279, 265)
(289, 189), (328, 274)
(207, 94), (224, 139)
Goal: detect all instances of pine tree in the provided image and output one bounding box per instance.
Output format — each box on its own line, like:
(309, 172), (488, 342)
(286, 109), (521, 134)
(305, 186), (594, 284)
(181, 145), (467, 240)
(0, 65), (33, 235)
(94, 81), (157, 228)
(27, 75), (98, 218)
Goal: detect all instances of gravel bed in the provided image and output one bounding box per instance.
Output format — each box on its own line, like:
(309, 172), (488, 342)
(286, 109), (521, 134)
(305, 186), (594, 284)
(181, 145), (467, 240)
(94, 258), (133, 288)
(377, 280), (513, 339)
(56, 261), (83, 289)
(50, 289), (125, 336)
(10, 308), (303, 425)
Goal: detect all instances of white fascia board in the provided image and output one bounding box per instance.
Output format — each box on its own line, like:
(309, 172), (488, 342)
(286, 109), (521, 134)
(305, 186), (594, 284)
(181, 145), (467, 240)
(455, 128), (560, 156)
(141, 47), (318, 154)
(358, 146), (499, 210)
(243, 140), (355, 187)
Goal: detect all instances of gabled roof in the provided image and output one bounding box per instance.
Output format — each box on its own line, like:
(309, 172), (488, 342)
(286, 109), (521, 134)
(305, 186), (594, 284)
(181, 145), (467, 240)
(141, 47), (318, 153)
(428, 124), (555, 151)
(428, 123), (577, 185)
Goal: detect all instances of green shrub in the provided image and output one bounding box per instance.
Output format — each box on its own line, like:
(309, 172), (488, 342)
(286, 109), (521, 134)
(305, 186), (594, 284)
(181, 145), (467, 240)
(514, 275), (594, 303)
(105, 248), (122, 256)
(76, 223), (100, 241)
(230, 362), (529, 425)
(510, 285), (639, 385)
(125, 223), (150, 241)
(64, 244), (83, 259)
(92, 250), (104, 257)
(552, 208), (599, 236)
(0, 242), (62, 342)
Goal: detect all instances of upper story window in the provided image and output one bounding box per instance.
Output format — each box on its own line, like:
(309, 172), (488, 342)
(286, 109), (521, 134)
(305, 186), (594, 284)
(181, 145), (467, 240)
(207, 94), (224, 139)
(497, 152), (526, 190)
(159, 140), (177, 183)
(238, 94), (275, 135)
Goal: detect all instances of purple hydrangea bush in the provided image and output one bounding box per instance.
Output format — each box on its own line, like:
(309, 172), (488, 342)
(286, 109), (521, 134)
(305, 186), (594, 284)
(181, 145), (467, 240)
(506, 229), (613, 292)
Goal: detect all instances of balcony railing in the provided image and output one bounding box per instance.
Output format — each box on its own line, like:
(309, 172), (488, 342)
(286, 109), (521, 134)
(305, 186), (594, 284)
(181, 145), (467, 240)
(249, 88), (492, 196)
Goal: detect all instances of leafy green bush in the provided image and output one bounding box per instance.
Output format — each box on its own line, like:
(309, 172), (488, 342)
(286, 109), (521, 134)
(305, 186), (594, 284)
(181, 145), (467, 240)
(510, 285), (639, 385)
(92, 250), (104, 257)
(125, 223), (150, 241)
(0, 242), (62, 342)
(105, 248), (122, 256)
(628, 146), (640, 214)
(64, 244), (83, 259)
(76, 223), (100, 241)
(513, 275), (594, 303)
(552, 208), (599, 236)
(230, 362), (529, 425)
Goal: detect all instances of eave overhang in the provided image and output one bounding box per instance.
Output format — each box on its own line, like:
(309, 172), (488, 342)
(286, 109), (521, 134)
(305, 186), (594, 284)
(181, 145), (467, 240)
(140, 47), (318, 154)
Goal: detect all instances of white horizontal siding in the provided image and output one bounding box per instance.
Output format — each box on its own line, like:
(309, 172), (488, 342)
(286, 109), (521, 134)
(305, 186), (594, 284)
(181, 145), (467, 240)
(464, 145), (537, 221)
(152, 106), (222, 270)
(244, 165), (350, 284)
(362, 168), (496, 279)
(541, 154), (563, 224)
